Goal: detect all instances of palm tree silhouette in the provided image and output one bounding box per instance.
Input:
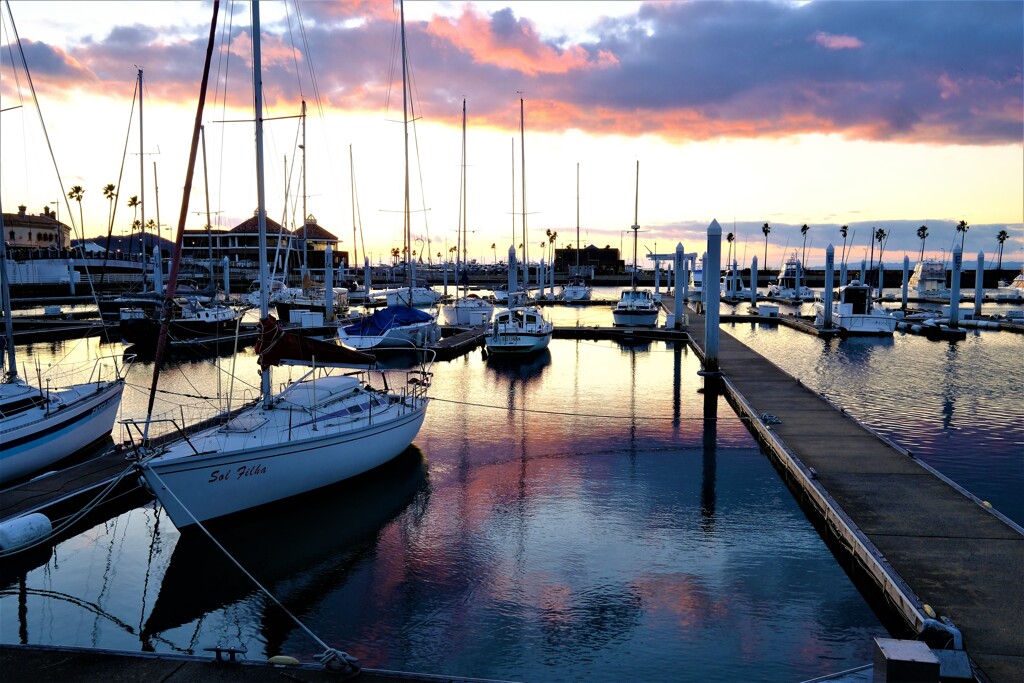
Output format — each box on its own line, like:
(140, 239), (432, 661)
(491, 242), (496, 264)
(127, 195), (140, 235)
(761, 222), (771, 267)
(726, 231), (735, 265)
(67, 185), (84, 238)
(996, 230), (1009, 268)
(800, 224), (810, 264)
(102, 183), (116, 232)
(917, 225), (929, 262)
(955, 220), (970, 251)
(839, 225), (849, 263)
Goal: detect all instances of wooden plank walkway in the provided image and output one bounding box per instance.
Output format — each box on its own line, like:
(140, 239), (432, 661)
(669, 296), (1024, 683)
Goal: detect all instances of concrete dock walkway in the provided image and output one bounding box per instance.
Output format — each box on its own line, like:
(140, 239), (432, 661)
(672, 298), (1023, 683)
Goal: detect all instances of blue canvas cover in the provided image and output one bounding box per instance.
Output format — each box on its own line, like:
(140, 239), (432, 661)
(344, 305), (433, 335)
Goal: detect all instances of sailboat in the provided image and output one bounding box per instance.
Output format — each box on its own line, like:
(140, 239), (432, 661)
(559, 163), (592, 302)
(339, 7), (441, 348)
(485, 100), (552, 356)
(612, 162), (658, 327)
(442, 100), (494, 327)
(130, 1), (431, 528)
(0, 212), (129, 485)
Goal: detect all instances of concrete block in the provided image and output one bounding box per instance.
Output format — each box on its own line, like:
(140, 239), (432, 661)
(873, 638), (939, 682)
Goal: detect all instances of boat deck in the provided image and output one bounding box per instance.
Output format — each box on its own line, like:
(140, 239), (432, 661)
(671, 296), (1024, 683)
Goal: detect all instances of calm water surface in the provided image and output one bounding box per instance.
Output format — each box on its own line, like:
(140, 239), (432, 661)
(1, 321), (888, 681)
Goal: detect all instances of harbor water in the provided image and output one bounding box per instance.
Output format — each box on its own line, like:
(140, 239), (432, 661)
(2, 289), (1021, 681)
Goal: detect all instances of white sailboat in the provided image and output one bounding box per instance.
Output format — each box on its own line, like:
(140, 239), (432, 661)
(131, 1), (430, 528)
(486, 290), (552, 355)
(0, 214), (128, 485)
(559, 163), (592, 302)
(443, 99), (494, 327)
(612, 162), (659, 327)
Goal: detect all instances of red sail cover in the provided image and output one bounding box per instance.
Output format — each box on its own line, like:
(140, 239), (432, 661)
(255, 316), (376, 369)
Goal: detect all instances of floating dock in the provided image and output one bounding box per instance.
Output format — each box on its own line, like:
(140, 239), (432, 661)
(671, 296), (1024, 683)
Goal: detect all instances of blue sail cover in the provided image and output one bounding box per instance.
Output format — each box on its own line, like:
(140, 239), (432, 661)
(344, 305), (433, 336)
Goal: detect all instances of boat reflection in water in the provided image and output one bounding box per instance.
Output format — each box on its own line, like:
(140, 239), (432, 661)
(484, 347), (551, 381)
(142, 447), (428, 648)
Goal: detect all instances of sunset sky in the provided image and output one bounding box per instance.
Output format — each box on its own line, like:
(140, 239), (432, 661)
(1, 0), (1022, 269)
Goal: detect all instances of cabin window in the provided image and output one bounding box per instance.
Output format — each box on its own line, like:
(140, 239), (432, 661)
(526, 315), (536, 324)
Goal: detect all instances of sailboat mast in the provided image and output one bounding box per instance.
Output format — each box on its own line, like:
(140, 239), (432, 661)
(400, 0), (412, 305)
(301, 99), (307, 278)
(632, 160), (640, 291)
(576, 162), (580, 269)
(138, 67), (146, 288)
(520, 98), (527, 287)
(461, 98), (468, 297)
(253, 1), (271, 404)
(200, 124), (214, 292)
(350, 144), (357, 268)
(0, 209), (16, 380)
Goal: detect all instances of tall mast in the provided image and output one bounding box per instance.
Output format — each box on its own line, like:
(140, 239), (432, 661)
(0, 207), (16, 380)
(510, 137), (514, 252)
(520, 98), (527, 287)
(201, 125), (214, 293)
(301, 99), (307, 277)
(400, 0), (412, 305)
(461, 98), (468, 297)
(350, 144), (357, 268)
(632, 160), (640, 291)
(138, 67), (146, 289)
(576, 162), (580, 269)
(253, 0), (271, 404)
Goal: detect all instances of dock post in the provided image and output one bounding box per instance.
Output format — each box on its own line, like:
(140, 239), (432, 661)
(861, 259), (867, 285)
(974, 251), (984, 318)
(682, 255), (690, 302)
(732, 259), (739, 298)
(443, 260), (448, 297)
(949, 245), (962, 327)
(324, 244), (334, 322)
(153, 245), (164, 296)
(901, 256), (909, 311)
(68, 258), (76, 296)
(363, 257), (371, 299)
(674, 242), (684, 329)
(823, 244), (834, 329)
(508, 245), (518, 294)
(654, 261), (661, 297)
(700, 251), (708, 313)
(222, 256), (230, 296)
(794, 257), (802, 299)
(750, 255), (758, 307)
(539, 257), (546, 298)
(703, 221), (722, 372)
(877, 261), (885, 300)
(839, 260), (847, 289)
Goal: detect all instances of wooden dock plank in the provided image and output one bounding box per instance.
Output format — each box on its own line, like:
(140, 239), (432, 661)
(672, 296), (1024, 683)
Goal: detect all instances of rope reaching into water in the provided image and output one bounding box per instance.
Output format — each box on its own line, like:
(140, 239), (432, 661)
(142, 467), (359, 674)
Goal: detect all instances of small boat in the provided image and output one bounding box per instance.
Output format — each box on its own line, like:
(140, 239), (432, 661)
(993, 266), (1024, 302)
(485, 291), (552, 355)
(612, 161), (659, 327)
(441, 99), (495, 328)
(559, 164), (592, 302)
(768, 253), (813, 300)
(909, 259), (952, 300)
(338, 305), (441, 350)
(119, 295), (243, 346)
(720, 262), (752, 300)
(271, 285), (349, 323)
(687, 259), (704, 300)
(381, 285), (440, 307)
(814, 280), (897, 335)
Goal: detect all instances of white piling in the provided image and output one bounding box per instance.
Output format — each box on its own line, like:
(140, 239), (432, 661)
(68, 258), (75, 296)
(363, 257), (371, 299)
(704, 221), (722, 372)
(153, 245), (164, 296)
(539, 257), (546, 298)
(949, 246), (963, 327)
(750, 255), (758, 307)
(654, 262), (661, 297)
(860, 259), (867, 285)
(974, 251), (985, 317)
(508, 246), (518, 294)
(222, 256), (230, 296)
(674, 242), (684, 329)
(682, 255), (691, 303)
(823, 244), (835, 329)
(324, 244), (334, 322)
(794, 257), (802, 300)
(901, 256), (909, 310)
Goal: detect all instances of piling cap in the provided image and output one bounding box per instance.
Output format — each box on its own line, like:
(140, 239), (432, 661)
(708, 219), (722, 235)
(826, 243), (834, 255)
(676, 242), (684, 252)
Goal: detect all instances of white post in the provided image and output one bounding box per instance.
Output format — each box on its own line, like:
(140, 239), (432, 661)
(443, 260), (449, 296)
(682, 255), (690, 302)
(700, 251), (708, 313)
(68, 258), (76, 296)
(794, 257), (802, 300)
(674, 242), (684, 329)
(508, 245), (517, 294)
(363, 256), (371, 299)
(750, 255), (758, 307)
(654, 259), (661, 297)
(704, 221), (722, 371)
(324, 244), (334, 322)
(876, 259), (885, 300)
(153, 245), (163, 296)
(222, 256), (230, 296)
(901, 256), (909, 310)
(949, 246), (962, 327)
(539, 257), (546, 298)
(974, 251), (984, 318)
(823, 244), (834, 329)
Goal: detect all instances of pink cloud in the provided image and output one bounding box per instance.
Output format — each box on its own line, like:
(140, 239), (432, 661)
(813, 31), (864, 50)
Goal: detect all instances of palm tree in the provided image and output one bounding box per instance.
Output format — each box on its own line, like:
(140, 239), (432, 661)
(102, 183), (116, 231)
(127, 195), (140, 234)
(491, 242), (497, 264)
(145, 219), (157, 251)
(868, 226), (877, 283)
(67, 185), (84, 236)
(875, 228), (888, 264)
(916, 225), (929, 262)
(839, 225), (849, 263)
(726, 231), (735, 264)
(996, 230), (1009, 268)
(390, 247), (400, 266)
(761, 222), (771, 267)
(955, 220), (969, 251)
(800, 224), (810, 264)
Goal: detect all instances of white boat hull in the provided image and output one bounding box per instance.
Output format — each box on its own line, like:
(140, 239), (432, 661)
(814, 303), (898, 335)
(383, 287), (440, 307)
(1, 381), (124, 484)
(612, 308), (658, 326)
(140, 392), (428, 527)
(559, 285), (592, 301)
(485, 330), (551, 354)
(338, 320), (440, 350)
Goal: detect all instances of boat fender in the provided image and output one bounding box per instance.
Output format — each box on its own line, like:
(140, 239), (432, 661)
(268, 655), (300, 666)
(0, 513), (52, 552)
(922, 604), (937, 618)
